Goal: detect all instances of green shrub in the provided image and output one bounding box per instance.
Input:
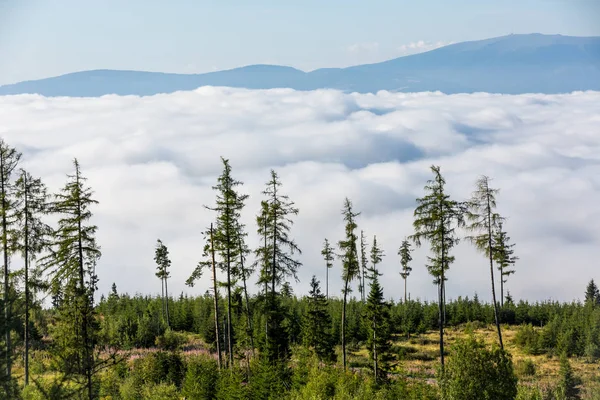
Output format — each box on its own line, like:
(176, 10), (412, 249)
(182, 356), (219, 400)
(440, 336), (518, 400)
(141, 383), (180, 400)
(515, 324), (543, 355)
(516, 358), (537, 376)
(155, 329), (185, 351)
(516, 384), (543, 400)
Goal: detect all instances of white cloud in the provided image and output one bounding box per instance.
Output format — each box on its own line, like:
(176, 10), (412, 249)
(1, 88), (599, 304)
(397, 40), (453, 55)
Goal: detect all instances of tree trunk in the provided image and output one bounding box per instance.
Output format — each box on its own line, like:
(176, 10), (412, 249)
(341, 275), (350, 371)
(164, 276), (170, 328)
(210, 225), (222, 369)
(24, 178), (29, 386)
(500, 267), (504, 308)
(76, 176), (94, 400)
(326, 263), (329, 300)
(226, 244), (233, 366)
(373, 318), (377, 381)
(238, 240), (255, 357)
(1, 155), (12, 390)
(404, 277), (407, 304)
(487, 194), (503, 349)
(161, 278), (165, 322)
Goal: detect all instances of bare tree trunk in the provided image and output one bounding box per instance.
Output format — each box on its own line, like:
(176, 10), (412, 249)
(1, 156), (11, 391)
(500, 268), (504, 308)
(373, 318), (378, 381)
(210, 225), (222, 369)
(487, 194), (503, 349)
(24, 180), (30, 386)
(164, 276), (170, 328)
(341, 275), (350, 371)
(238, 241), (255, 358)
(226, 237), (233, 366)
(326, 263), (329, 300)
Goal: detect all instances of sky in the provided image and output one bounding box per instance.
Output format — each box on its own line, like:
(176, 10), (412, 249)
(1, 0), (600, 85)
(1, 88), (599, 303)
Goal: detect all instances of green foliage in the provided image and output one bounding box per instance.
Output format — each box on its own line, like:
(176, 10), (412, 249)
(303, 276), (335, 363)
(440, 336), (518, 400)
(555, 355), (581, 400)
(585, 279), (600, 306)
(515, 324), (543, 355)
(515, 358), (536, 376)
(182, 356), (219, 400)
(155, 328), (185, 351)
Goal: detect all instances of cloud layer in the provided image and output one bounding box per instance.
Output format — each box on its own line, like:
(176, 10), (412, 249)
(1, 88), (599, 303)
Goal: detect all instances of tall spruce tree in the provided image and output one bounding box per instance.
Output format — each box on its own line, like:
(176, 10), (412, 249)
(365, 235), (391, 382)
(303, 275), (335, 362)
(235, 220), (255, 356)
(359, 230), (368, 303)
(258, 169), (301, 362)
(338, 197), (360, 370)
(0, 139), (20, 390)
(465, 175), (504, 348)
(493, 221), (518, 307)
(410, 165), (464, 369)
(11, 169), (52, 386)
(154, 239), (171, 328)
(321, 238), (334, 300)
(206, 157), (248, 367)
(42, 159), (102, 399)
(398, 238), (413, 304)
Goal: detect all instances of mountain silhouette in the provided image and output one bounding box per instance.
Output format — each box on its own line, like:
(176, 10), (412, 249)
(1, 33), (599, 97)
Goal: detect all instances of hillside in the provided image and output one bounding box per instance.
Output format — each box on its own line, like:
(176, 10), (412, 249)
(1, 33), (599, 97)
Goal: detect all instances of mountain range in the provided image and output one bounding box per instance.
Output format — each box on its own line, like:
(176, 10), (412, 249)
(1, 33), (599, 97)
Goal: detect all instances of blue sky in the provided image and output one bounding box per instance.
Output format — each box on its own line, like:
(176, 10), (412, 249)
(1, 0), (599, 85)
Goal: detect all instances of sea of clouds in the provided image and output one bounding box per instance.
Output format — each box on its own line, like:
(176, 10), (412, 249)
(1, 87), (599, 303)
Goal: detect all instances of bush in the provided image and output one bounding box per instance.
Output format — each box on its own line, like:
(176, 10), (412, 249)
(155, 329), (185, 351)
(515, 358), (537, 376)
(515, 324), (543, 355)
(516, 384), (543, 400)
(440, 336), (518, 400)
(182, 356), (219, 400)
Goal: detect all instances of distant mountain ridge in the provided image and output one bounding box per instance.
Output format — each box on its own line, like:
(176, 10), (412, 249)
(1, 33), (599, 97)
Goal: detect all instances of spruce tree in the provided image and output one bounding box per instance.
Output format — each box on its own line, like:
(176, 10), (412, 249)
(235, 220), (255, 357)
(42, 159), (102, 399)
(12, 169), (52, 386)
(398, 238), (413, 304)
(465, 175), (504, 348)
(303, 275), (335, 362)
(493, 221), (518, 307)
(154, 239), (171, 328)
(556, 354), (581, 400)
(0, 139), (20, 390)
(410, 165), (464, 368)
(321, 238), (334, 300)
(359, 230), (368, 303)
(365, 235), (391, 382)
(338, 197), (360, 370)
(258, 169), (301, 363)
(206, 157), (248, 367)
(584, 279), (600, 306)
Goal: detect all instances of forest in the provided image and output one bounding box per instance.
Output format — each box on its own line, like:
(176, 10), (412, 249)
(0, 137), (599, 399)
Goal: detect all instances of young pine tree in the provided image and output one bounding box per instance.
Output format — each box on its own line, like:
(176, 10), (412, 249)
(493, 221), (518, 307)
(365, 235), (391, 382)
(206, 157), (248, 367)
(11, 169), (52, 386)
(154, 239), (171, 328)
(338, 197), (360, 370)
(556, 354), (581, 400)
(398, 238), (413, 304)
(465, 175), (504, 348)
(303, 275), (335, 363)
(321, 238), (335, 300)
(410, 165), (464, 368)
(42, 159), (102, 400)
(0, 139), (21, 389)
